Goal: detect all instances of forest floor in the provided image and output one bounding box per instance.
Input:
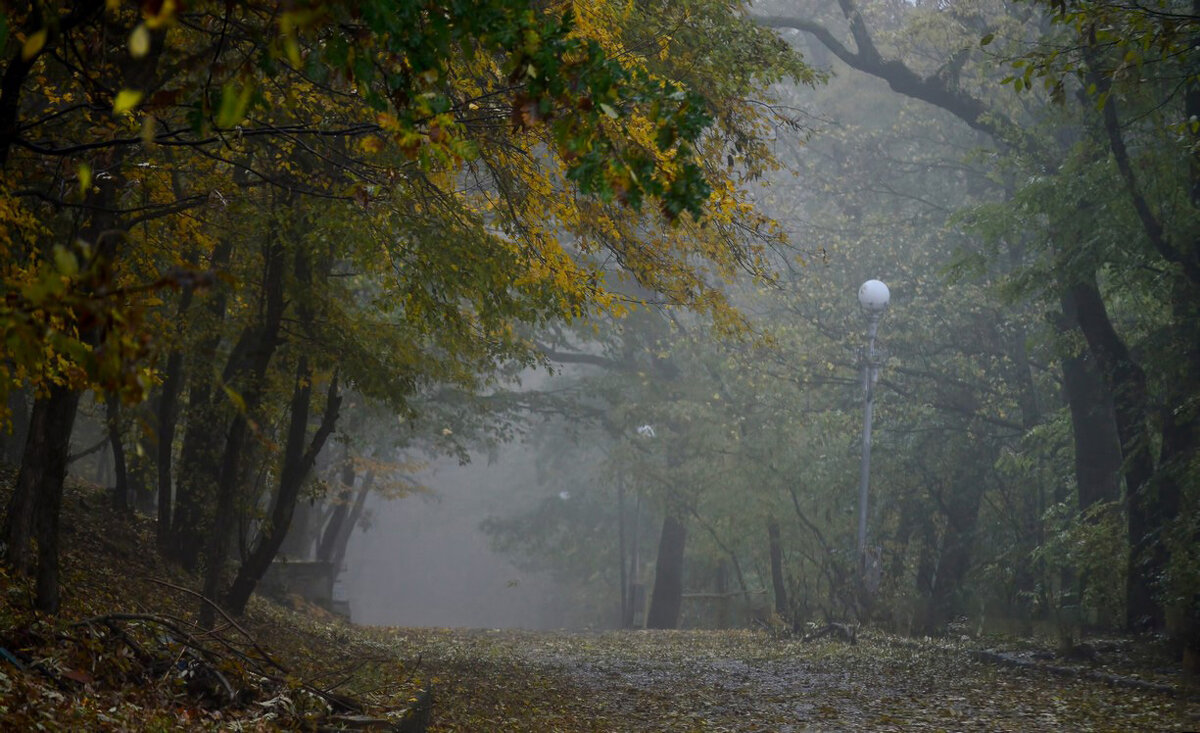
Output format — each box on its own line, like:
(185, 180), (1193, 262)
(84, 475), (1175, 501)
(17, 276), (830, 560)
(397, 625), (1200, 731)
(2, 473), (1200, 731)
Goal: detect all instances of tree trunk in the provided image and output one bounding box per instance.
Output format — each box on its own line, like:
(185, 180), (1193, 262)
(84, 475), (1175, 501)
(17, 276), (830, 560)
(154, 295), (191, 546)
(224, 368), (340, 615)
(105, 393), (129, 512)
(646, 513), (687, 629)
(1160, 277), (1200, 668)
(768, 518), (788, 619)
(618, 475), (628, 627)
(166, 240), (233, 565)
(222, 240), (338, 617)
(625, 492), (642, 628)
(198, 239), (287, 625)
(200, 411), (250, 626)
(1067, 280), (1161, 630)
(313, 447), (358, 563)
(3, 387), (78, 577)
(918, 478), (985, 633)
(1061, 352), (1122, 510)
(170, 391), (223, 570)
(2, 387), (30, 465)
(326, 469), (373, 583)
(32, 388), (82, 613)
(0, 386), (82, 612)
(316, 467), (354, 564)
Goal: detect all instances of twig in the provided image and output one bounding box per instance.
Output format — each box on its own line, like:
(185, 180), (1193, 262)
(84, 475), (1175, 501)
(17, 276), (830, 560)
(142, 577), (367, 713)
(142, 577), (290, 676)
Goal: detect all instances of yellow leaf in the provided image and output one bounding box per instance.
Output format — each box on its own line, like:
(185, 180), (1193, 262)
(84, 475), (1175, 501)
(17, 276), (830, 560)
(143, 0), (178, 29)
(77, 163), (92, 195)
(21, 29), (47, 61)
(128, 24), (150, 58)
(53, 245), (78, 277)
(284, 36), (302, 68)
(113, 89), (143, 115)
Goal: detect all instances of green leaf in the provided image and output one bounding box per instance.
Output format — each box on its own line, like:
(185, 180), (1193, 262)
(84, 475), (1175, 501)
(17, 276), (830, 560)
(980, 32), (995, 46)
(215, 81), (254, 128)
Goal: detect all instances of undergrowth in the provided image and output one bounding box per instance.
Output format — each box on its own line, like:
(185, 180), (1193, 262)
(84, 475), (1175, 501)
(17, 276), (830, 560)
(0, 469), (427, 731)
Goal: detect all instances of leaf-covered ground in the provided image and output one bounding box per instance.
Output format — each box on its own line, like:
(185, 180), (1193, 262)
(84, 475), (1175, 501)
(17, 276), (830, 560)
(378, 626), (1200, 732)
(2, 474), (1199, 731)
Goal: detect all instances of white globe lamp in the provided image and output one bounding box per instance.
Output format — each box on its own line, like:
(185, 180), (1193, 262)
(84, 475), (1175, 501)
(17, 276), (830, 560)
(858, 279), (890, 313)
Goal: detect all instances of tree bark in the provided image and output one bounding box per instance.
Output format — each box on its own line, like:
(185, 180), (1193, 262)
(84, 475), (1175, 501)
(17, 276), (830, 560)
(3, 388), (77, 577)
(2, 387), (30, 465)
(316, 455), (357, 564)
(223, 241), (340, 617)
(224, 368), (340, 616)
(327, 469), (373, 585)
(1160, 277), (1200, 667)
(198, 239), (287, 625)
(646, 513), (687, 629)
(105, 393), (129, 512)
(1061, 352), (1122, 510)
(167, 241), (233, 565)
(31, 388), (82, 613)
(618, 475), (628, 627)
(1067, 279), (1161, 630)
(170, 390), (224, 570)
(154, 287), (194, 547)
(768, 518), (788, 619)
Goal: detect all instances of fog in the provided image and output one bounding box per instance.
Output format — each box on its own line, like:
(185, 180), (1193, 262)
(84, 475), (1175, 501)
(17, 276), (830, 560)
(344, 447), (571, 629)
(6, 0), (1191, 669)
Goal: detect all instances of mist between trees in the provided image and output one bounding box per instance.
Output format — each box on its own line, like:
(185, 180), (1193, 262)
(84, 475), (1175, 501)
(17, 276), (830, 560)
(1, 0), (1199, 673)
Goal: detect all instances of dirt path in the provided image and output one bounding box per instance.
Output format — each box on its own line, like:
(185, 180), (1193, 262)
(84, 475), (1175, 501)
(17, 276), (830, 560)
(386, 628), (1200, 732)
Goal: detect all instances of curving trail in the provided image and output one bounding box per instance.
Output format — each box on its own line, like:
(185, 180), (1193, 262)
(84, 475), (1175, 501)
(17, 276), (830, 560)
(384, 628), (1200, 732)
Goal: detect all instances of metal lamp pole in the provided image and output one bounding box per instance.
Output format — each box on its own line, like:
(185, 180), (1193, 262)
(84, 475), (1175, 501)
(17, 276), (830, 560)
(856, 279), (889, 574)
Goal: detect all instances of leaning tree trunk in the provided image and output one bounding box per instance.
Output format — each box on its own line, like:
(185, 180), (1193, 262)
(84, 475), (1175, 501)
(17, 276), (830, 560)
(224, 367), (340, 616)
(326, 469), (372, 585)
(223, 242), (341, 617)
(1068, 279), (1162, 631)
(646, 513), (687, 629)
(198, 240), (287, 626)
(317, 453), (363, 564)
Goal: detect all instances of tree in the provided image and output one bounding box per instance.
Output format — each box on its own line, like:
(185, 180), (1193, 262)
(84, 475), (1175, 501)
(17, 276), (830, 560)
(1, 0), (811, 615)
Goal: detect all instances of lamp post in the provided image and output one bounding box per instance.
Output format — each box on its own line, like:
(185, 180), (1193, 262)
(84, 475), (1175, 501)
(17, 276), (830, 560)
(856, 279), (889, 581)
